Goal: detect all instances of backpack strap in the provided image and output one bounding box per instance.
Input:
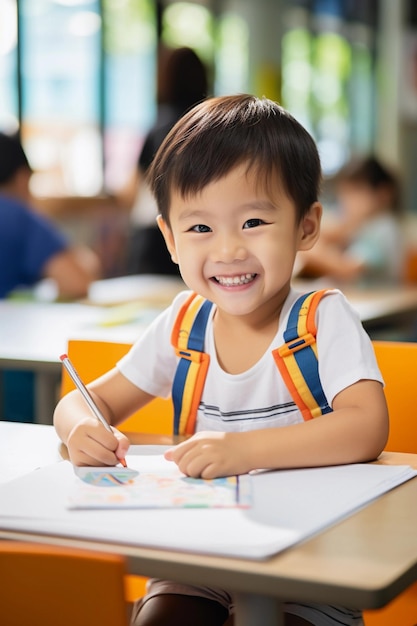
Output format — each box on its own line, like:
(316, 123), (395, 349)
(171, 292), (214, 435)
(171, 289), (332, 435)
(272, 289), (332, 420)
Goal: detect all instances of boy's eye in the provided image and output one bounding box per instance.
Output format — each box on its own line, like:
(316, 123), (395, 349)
(189, 224), (212, 233)
(243, 218), (265, 229)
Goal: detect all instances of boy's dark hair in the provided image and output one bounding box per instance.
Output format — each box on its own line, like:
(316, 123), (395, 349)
(0, 131), (31, 185)
(147, 94), (322, 225)
(336, 155), (401, 215)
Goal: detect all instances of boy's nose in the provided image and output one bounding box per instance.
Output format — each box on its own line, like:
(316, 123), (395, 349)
(212, 232), (247, 263)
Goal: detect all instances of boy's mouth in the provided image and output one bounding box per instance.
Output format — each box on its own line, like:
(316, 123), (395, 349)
(212, 273), (257, 286)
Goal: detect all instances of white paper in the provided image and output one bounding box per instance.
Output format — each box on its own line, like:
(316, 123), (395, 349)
(0, 447), (415, 560)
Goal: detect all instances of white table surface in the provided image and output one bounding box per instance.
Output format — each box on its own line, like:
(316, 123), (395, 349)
(0, 300), (162, 423)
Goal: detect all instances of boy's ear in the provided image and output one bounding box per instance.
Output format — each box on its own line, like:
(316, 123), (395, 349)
(298, 202), (322, 251)
(156, 215), (179, 264)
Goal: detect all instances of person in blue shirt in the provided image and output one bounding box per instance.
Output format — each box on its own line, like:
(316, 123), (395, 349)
(0, 131), (101, 422)
(0, 131), (100, 299)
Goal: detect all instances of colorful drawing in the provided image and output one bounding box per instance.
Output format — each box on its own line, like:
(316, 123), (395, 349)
(77, 468), (139, 487)
(69, 468), (251, 510)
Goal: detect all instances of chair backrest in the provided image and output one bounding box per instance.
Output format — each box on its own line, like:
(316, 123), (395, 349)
(61, 339), (173, 434)
(403, 247), (417, 284)
(372, 340), (417, 453)
(0, 542), (129, 626)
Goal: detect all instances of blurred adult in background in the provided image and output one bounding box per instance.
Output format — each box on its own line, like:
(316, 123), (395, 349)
(119, 46), (209, 276)
(0, 131), (101, 422)
(0, 131), (101, 300)
(297, 155), (404, 286)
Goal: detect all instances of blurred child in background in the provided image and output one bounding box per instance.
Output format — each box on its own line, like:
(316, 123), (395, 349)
(0, 131), (101, 300)
(297, 155), (404, 286)
(0, 131), (101, 422)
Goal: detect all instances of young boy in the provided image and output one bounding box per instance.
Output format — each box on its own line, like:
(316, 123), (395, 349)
(54, 95), (389, 626)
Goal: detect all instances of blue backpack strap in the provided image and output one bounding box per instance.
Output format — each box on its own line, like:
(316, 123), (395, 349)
(272, 290), (332, 420)
(171, 293), (213, 435)
(171, 289), (332, 434)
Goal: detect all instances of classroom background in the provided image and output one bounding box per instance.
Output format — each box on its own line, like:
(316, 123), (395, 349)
(1, 0), (417, 277)
(2, 0), (417, 422)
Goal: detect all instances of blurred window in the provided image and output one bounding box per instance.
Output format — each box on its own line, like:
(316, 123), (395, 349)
(161, 2), (214, 64)
(282, 0), (377, 177)
(215, 12), (249, 95)
(0, 0), (156, 197)
(0, 0), (18, 131)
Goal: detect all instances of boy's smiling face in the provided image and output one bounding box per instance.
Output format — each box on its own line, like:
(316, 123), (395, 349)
(158, 164), (321, 322)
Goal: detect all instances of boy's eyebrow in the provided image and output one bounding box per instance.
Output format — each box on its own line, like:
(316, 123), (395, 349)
(176, 200), (278, 222)
(176, 209), (211, 223)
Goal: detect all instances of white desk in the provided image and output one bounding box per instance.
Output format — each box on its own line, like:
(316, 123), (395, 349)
(0, 421), (63, 483)
(0, 275), (186, 424)
(0, 301), (158, 424)
(345, 285), (417, 333)
(1, 423), (417, 626)
(293, 279), (417, 334)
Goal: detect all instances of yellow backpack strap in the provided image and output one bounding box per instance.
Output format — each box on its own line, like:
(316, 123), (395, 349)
(171, 293), (213, 435)
(272, 290), (332, 421)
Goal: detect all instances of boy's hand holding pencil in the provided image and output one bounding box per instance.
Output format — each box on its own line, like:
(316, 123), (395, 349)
(65, 416), (130, 468)
(60, 354), (130, 468)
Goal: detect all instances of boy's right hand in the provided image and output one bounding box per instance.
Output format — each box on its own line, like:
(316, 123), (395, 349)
(66, 417), (130, 467)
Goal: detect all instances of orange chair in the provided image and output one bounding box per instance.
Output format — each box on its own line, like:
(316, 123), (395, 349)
(62, 339), (417, 449)
(0, 542), (129, 626)
(61, 339), (173, 435)
(403, 247), (417, 284)
(363, 341), (417, 625)
(372, 341), (417, 454)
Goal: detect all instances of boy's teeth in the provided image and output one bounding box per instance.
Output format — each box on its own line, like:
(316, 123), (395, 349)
(215, 273), (255, 286)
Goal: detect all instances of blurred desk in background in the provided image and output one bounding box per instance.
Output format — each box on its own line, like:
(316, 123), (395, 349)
(0, 275), (185, 424)
(343, 285), (417, 338)
(2, 280), (417, 425)
(0, 301), (162, 425)
(86, 274), (185, 306)
(294, 280), (417, 338)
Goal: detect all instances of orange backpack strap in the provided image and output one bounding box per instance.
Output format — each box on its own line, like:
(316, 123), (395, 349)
(171, 293), (213, 435)
(171, 289), (332, 434)
(272, 290), (332, 420)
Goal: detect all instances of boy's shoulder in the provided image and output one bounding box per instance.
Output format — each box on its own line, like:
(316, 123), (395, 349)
(281, 286), (345, 322)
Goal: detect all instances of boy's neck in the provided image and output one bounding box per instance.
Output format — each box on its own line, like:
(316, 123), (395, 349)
(213, 285), (291, 332)
(212, 286), (291, 375)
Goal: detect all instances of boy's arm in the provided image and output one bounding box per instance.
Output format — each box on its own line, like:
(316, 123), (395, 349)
(165, 379), (389, 478)
(54, 368), (155, 466)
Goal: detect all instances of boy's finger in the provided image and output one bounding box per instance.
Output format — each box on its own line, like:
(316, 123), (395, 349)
(164, 447), (175, 461)
(164, 441), (192, 463)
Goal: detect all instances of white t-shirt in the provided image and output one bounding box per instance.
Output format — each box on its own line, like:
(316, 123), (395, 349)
(117, 289), (383, 432)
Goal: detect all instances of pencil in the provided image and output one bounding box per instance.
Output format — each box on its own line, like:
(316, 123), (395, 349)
(59, 354), (128, 468)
